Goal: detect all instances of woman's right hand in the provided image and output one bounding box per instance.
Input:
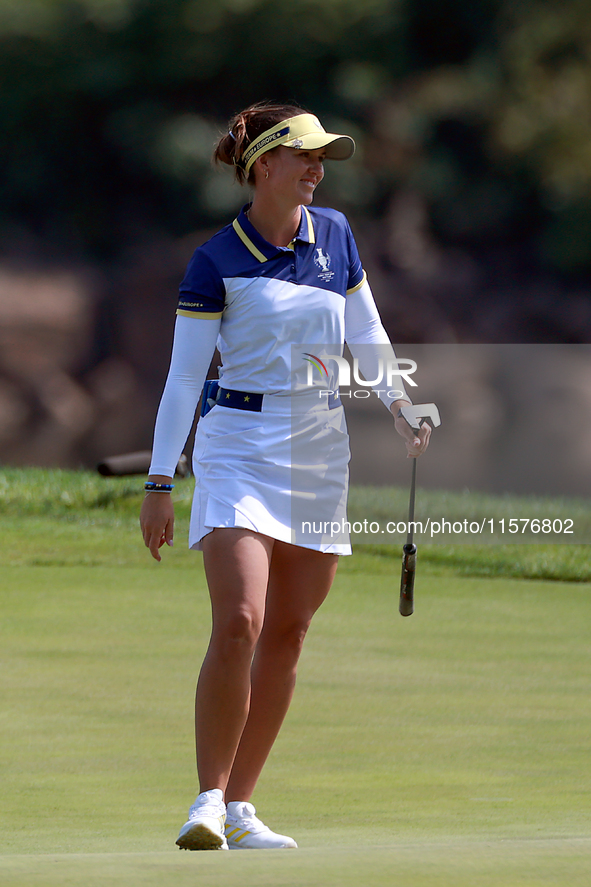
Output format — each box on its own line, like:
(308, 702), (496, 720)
(140, 483), (175, 561)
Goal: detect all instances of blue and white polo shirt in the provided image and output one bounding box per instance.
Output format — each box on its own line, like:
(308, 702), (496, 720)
(177, 204), (366, 395)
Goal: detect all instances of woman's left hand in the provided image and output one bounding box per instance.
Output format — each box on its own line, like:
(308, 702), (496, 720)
(390, 400), (432, 457)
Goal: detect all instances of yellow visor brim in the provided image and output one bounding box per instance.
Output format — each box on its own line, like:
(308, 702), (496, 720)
(283, 132), (355, 160)
(241, 113), (355, 172)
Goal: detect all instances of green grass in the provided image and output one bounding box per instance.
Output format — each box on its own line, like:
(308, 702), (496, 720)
(1, 842), (590, 887)
(1, 468), (590, 580)
(1, 469), (590, 885)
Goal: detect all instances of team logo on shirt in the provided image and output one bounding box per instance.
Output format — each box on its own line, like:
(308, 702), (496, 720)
(314, 248), (335, 283)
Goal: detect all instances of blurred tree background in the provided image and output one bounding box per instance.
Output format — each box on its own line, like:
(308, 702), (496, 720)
(1, 0), (591, 468)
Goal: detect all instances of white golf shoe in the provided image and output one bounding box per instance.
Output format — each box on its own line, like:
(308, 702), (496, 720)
(224, 801), (297, 849)
(176, 788), (228, 850)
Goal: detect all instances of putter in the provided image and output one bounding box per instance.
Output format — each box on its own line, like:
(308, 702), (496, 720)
(397, 404), (441, 617)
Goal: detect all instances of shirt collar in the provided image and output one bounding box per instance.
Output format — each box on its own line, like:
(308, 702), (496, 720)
(295, 206), (316, 244)
(233, 205), (316, 263)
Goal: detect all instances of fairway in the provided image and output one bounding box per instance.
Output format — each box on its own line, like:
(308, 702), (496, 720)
(1, 472), (590, 885)
(2, 567), (590, 885)
(2, 840), (591, 887)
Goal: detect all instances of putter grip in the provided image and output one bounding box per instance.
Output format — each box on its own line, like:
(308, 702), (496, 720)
(399, 542), (417, 617)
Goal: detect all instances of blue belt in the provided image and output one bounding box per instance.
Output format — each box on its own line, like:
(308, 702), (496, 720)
(200, 380), (340, 417)
(217, 386), (264, 412)
(200, 380), (260, 416)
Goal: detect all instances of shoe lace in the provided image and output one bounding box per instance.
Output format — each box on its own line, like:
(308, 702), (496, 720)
(231, 802), (265, 833)
(189, 796), (225, 820)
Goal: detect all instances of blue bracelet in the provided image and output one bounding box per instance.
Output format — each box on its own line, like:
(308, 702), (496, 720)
(144, 482), (175, 492)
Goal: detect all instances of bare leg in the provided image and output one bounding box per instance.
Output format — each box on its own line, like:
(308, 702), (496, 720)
(225, 542), (338, 802)
(196, 528), (274, 793)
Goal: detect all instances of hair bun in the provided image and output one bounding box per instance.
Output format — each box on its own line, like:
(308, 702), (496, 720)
(215, 132), (238, 167)
(213, 101), (307, 185)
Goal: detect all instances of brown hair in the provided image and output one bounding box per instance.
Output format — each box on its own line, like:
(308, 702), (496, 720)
(214, 101), (309, 185)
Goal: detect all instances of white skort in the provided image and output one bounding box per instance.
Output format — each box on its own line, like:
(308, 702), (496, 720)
(190, 391), (352, 555)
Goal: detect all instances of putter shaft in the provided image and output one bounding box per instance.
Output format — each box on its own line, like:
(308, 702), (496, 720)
(399, 458), (418, 617)
(407, 458), (417, 546)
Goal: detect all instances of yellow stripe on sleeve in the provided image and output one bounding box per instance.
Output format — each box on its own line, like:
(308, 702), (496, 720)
(346, 270), (367, 295)
(176, 309), (223, 319)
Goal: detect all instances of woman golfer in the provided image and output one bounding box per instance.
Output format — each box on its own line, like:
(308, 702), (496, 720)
(140, 102), (430, 851)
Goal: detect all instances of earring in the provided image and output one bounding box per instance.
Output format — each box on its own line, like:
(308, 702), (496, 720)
(265, 169), (269, 180)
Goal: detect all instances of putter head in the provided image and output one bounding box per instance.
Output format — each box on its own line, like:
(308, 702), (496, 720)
(398, 403), (441, 432)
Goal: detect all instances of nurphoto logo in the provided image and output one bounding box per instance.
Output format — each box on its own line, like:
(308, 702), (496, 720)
(302, 351), (418, 400)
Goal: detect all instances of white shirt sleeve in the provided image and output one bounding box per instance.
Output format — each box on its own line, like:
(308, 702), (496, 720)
(344, 279), (411, 411)
(148, 314), (221, 477)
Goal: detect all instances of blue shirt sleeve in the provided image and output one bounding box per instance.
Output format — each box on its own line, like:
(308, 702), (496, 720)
(344, 218), (365, 293)
(177, 248), (226, 316)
